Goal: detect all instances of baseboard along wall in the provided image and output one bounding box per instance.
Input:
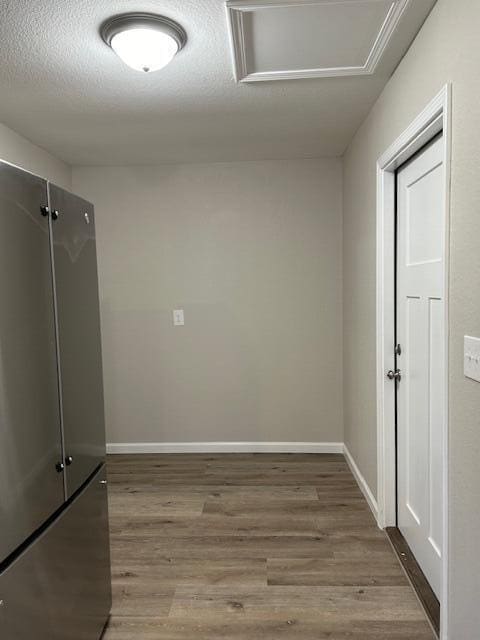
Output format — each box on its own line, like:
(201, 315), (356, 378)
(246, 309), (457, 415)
(106, 442), (344, 454)
(343, 444), (379, 522)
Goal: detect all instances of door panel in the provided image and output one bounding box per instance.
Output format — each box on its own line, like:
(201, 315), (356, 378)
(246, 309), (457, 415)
(48, 184), (106, 497)
(0, 465), (111, 640)
(0, 162), (64, 562)
(396, 135), (445, 598)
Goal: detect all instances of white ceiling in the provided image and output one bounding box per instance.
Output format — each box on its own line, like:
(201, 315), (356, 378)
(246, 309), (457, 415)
(0, 0), (436, 166)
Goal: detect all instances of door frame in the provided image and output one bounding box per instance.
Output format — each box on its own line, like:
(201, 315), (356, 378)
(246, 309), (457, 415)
(376, 84), (451, 639)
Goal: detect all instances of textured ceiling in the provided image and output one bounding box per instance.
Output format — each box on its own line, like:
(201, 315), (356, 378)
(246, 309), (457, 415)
(0, 0), (435, 165)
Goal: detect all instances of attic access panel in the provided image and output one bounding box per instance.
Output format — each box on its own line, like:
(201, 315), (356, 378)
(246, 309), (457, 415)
(226, 0), (410, 82)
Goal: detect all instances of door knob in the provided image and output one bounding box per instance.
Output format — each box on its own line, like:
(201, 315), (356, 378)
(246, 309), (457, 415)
(55, 461), (65, 473)
(65, 455), (73, 466)
(387, 369), (401, 381)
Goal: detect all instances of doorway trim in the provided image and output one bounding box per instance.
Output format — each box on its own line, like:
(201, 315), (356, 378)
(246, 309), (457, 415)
(375, 84), (451, 639)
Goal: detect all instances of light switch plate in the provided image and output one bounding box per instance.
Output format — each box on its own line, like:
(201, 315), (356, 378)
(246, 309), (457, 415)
(173, 309), (185, 326)
(464, 336), (480, 382)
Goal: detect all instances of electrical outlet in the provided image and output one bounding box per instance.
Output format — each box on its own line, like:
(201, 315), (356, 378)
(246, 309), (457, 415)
(173, 309), (185, 326)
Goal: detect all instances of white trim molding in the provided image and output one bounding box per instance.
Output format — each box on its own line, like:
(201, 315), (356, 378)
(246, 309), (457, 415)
(376, 84), (451, 640)
(343, 444), (378, 521)
(226, 0), (410, 82)
(107, 441), (344, 454)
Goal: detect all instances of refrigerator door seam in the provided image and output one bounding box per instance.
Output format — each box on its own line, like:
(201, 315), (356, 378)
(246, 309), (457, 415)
(47, 182), (68, 501)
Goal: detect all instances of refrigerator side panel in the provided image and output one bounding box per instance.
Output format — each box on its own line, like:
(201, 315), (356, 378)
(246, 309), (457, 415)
(0, 465), (111, 640)
(0, 161), (64, 562)
(48, 184), (106, 497)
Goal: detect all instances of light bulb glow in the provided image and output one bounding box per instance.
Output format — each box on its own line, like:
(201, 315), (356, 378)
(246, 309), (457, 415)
(110, 28), (179, 73)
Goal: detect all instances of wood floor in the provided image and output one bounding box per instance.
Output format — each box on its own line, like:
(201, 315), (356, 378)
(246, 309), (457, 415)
(104, 453), (436, 639)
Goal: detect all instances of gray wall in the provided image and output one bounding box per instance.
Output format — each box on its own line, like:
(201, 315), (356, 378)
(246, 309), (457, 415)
(0, 122), (71, 189)
(343, 0), (480, 635)
(73, 159), (343, 445)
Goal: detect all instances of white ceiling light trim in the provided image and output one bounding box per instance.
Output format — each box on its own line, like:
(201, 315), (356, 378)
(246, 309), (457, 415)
(226, 0), (410, 82)
(101, 13), (187, 73)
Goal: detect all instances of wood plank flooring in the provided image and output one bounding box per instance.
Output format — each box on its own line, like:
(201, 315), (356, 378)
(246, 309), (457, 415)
(104, 453), (435, 639)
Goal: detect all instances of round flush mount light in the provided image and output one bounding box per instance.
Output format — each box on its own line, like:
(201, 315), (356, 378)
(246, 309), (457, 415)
(101, 13), (187, 73)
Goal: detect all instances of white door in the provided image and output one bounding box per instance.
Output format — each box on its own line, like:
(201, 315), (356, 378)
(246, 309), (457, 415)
(396, 134), (445, 598)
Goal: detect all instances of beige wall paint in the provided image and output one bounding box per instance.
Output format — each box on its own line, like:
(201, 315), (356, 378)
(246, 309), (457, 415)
(73, 159), (343, 445)
(343, 0), (480, 634)
(0, 122), (71, 189)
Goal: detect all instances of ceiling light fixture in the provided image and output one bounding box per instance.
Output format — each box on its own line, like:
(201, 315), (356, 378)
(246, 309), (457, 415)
(101, 13), (187, 73)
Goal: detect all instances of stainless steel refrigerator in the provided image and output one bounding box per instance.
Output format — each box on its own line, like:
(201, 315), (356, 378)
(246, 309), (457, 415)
(0, 161), (111, 639)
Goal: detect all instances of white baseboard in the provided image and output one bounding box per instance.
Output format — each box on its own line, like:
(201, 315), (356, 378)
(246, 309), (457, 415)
(343, 444), (379, 523)
(106, 441), (344, 455)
